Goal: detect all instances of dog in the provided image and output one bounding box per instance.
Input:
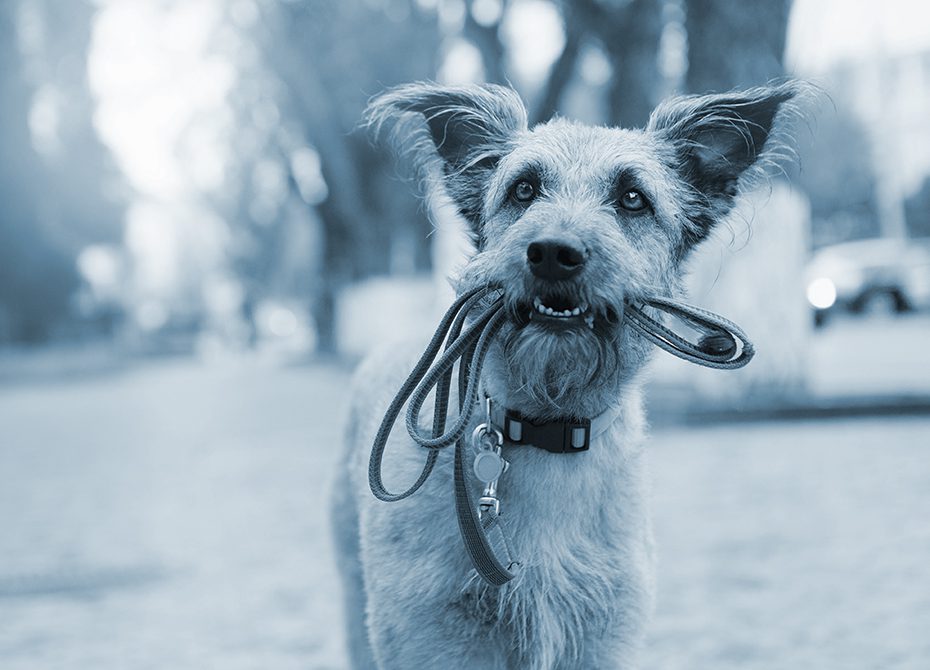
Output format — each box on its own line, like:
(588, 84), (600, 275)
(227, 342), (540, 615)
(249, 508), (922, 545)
(331, 80), (801, 669)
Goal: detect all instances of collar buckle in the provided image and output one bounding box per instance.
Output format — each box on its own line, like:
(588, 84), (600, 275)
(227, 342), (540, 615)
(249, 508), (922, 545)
(490, 401), (591, 453)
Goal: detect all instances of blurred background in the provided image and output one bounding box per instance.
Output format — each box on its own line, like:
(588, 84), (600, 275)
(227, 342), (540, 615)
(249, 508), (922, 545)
(1, 0), (929, 668)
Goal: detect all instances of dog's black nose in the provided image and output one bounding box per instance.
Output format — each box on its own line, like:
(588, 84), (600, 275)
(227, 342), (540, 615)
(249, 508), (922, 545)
(527, 239), (585, 281)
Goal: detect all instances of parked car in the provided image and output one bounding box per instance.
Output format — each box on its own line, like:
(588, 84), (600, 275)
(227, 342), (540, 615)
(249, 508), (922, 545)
(805, 237), (930, 326)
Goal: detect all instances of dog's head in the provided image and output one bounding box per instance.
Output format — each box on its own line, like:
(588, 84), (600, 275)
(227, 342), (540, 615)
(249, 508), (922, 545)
(367, 82), (800, 417)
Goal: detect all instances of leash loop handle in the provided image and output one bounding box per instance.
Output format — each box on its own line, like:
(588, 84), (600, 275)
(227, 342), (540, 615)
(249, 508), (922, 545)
(625, 297), (755, 369)
(366, 283), (520, 585)
(404, 301), (504, 449)
(367, 286), (491, 502)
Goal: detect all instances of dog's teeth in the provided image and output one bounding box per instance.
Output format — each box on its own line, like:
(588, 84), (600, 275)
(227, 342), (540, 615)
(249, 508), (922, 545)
(533, 300), (591, 320)
(584, 314), (595, 329)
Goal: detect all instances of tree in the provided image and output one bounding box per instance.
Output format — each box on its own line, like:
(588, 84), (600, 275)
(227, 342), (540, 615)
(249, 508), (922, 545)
(244, 0), (442, 353)
(0, 2), (78, 342)
(22, 0), (124, 250)
(678, 0), (809, 402)
(538, 0), (665, 127)
(684, 0), (791, 93)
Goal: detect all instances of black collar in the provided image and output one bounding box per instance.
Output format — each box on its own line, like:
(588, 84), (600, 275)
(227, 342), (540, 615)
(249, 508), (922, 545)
(488, 399), (591, 453)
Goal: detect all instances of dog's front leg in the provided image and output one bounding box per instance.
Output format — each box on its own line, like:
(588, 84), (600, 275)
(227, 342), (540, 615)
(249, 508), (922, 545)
(366, 590), (506, 670)
(577, 633), (643, 670)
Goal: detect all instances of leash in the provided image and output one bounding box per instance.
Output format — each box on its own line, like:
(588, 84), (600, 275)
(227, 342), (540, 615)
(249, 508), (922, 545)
(625, 297), (754, 369)
(368, 287), (754, 586)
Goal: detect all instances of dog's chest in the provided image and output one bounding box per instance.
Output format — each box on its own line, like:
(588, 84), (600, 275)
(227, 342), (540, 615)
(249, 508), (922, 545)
(456, 533), (639, 668)
(454, 445), (650, 664)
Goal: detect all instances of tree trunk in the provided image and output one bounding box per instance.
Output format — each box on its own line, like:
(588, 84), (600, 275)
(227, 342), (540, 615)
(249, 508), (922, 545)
(602, 0), (664, 127)
(532, 22), (583, 125)
(679, 0), (809, 402)
(464, 1), (507, 85)
(684, 0), (791, 93)
(564, 0), (664, 128)
(0, 2), (77, 342)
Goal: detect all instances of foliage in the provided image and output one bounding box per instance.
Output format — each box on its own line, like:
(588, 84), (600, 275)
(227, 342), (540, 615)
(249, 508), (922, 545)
(0, 0), (904, 352)
(227, 0), (442, 351)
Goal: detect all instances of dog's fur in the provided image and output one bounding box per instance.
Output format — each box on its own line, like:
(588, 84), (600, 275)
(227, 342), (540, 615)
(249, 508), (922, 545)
(331, 81), (801, 669)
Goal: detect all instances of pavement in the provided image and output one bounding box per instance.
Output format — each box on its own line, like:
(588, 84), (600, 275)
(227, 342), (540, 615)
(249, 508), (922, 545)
(1, 313), (929, 668)
(643, 416), (930, 670)
(0, 359), (351, 669)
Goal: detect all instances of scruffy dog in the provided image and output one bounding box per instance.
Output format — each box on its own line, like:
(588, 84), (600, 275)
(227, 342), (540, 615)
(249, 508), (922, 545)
(332, 81), (800, 669)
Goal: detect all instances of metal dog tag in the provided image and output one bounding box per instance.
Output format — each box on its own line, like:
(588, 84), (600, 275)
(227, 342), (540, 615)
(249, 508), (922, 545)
(473, 450), (505, 484)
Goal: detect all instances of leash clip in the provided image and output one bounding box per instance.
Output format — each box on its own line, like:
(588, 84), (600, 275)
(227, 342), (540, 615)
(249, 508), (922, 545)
(478, 492), (501, 518)
(472, 407), (507, 518)
(471, 423), (507, 484)
(471, 422), (503, 453)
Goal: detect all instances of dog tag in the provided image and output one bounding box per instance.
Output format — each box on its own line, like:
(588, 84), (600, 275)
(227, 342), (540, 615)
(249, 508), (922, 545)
(473, 450), (504, 484)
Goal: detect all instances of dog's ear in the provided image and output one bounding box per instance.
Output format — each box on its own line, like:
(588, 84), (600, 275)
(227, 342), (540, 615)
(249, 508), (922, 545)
(366, 82), (528, 238)
(647, 81), (801, 244)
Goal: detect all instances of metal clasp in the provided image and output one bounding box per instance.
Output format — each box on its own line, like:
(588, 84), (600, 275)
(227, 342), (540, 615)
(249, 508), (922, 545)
(473, 399), (507, 519)
(471, 422), (503, 454)
(478, 491), (501, 517)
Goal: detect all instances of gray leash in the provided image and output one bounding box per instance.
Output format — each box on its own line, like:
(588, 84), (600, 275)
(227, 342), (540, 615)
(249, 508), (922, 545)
(368, 286), (501, 503)
(368, 288), (754, 586)
(625, 297), (755, 369)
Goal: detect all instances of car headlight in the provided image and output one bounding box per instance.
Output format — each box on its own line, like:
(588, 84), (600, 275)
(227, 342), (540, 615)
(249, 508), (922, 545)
(806, 277), (837, 309)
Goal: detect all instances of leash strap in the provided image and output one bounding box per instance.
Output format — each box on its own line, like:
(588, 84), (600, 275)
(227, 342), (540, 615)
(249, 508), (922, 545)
(454, 437), (518, 585)
(624, 297), (754, 369)
(368, 288), (755, 586)
(368, 286), (493, 502)
(367, 285), (518, 585)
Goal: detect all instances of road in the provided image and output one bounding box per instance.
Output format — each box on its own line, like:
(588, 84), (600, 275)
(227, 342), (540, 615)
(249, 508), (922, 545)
(1, 358), (929, 669)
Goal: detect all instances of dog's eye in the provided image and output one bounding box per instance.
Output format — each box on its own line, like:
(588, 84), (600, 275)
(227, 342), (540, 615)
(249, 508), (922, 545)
(511, 180), (536, 203)
(618, 190), (648, 212)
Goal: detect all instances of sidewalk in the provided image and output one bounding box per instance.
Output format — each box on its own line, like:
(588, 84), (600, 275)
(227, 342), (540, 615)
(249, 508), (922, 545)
(2, 356), (928, 669)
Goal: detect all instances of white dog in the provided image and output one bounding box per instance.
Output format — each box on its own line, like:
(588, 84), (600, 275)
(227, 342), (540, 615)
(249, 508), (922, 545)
(331, 81), (799, 669)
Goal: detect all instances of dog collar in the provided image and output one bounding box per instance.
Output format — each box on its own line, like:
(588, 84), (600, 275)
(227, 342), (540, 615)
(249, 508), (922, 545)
(486, 397), (620, 454)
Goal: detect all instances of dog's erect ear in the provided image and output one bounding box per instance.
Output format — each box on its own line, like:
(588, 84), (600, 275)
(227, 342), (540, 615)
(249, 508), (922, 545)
(648, 81), (800, 244)
(365, 82), (528, 237)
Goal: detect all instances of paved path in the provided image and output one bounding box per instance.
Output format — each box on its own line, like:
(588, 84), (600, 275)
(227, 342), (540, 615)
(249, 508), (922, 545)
(0, 360), (351, 669)
(644, 416), (930, 670)
(1, 360), (929, 668)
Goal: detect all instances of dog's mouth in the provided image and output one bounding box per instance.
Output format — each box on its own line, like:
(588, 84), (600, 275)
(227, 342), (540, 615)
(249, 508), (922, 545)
(510, 292), (621, 333)
(532, 295), (589, 321)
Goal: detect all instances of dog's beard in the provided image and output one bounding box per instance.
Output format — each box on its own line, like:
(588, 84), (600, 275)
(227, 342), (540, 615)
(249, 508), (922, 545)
(502, 320), (621, 416)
